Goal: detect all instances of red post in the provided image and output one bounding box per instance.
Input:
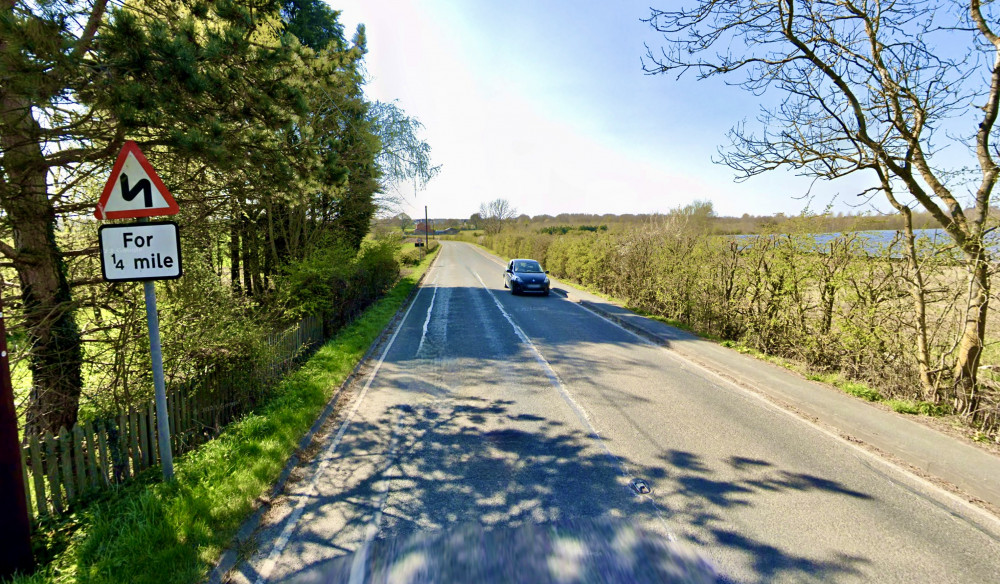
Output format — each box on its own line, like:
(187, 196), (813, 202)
(0, 277), (34, 577)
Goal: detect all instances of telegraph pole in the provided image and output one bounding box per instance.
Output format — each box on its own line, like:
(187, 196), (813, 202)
(0, 277), (35, 578)
(424, 206), (429, 249)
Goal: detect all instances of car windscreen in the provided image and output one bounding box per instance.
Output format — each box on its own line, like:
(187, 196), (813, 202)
(514, 261), (543, 273)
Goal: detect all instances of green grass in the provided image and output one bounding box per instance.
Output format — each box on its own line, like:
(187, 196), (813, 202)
(398, 239), (439, 266)
(837, 381), (883, 402)
(13, 248), (438, 584)
(884, 398), (949, 416)
(805, 372), (838, 384)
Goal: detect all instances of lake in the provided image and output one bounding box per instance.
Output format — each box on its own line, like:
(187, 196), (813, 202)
(729, 228), (997, 257)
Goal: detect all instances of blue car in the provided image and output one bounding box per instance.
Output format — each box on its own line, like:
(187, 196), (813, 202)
(503, 259), (550, 295)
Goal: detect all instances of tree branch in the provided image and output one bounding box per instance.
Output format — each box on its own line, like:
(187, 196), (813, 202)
(70, 0), (110, 61)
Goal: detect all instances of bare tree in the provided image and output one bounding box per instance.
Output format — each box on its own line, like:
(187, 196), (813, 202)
(644, 1), (1000, 412)
(479, 199), (517, 235)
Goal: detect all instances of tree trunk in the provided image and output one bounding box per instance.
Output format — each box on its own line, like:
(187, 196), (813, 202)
(899, 212), (936, 402)
(880, 169), (937, 402)
(0, 95), (83, 435)
(230, 215), (241, 295)
(242, 217), (253, 296)
(954, 250), (990, 414)
(242, 215), (255, 297)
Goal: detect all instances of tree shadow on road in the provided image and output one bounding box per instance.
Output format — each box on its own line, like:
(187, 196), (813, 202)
(244, 391), (872, 584)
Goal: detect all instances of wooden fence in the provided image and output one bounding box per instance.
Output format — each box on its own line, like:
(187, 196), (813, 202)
(18, 314), (324, 520)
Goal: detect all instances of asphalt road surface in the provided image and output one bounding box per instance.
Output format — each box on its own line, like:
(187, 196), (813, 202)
(230, 241), (1000, 583)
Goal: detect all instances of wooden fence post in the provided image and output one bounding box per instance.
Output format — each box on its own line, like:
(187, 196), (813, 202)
(96, 419), (111, 487)
(127, 410), (140, 473)
(44, 432), (62, 514)
(59, 427), (75, 504)
(83, 420), (99, 490)
(72, 425), (87, 498)
(108, 418), (127, 484)
(28, 438), (46, 516)
(147, 402), (158, 464)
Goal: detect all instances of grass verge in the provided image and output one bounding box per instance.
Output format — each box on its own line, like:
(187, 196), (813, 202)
(12, 248), (438, 584)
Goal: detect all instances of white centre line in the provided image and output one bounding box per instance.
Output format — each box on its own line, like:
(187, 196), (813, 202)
(472, 270), (677, 540)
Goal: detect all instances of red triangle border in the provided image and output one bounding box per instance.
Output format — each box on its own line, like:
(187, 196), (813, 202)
(95, 141), (180, 220)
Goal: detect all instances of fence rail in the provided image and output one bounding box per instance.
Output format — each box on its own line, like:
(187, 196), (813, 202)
(18, 314), (324, 521)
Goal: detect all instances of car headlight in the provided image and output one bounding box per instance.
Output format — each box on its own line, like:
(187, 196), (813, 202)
(543, 277), (550, 284)
(511, 276), (521, 282)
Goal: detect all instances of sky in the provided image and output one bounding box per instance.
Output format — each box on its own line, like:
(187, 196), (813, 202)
(333, 0), (883, 220)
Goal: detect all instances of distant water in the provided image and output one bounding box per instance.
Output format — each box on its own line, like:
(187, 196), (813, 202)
(812, 229), (949, 249)
(730, 228), (998, 256)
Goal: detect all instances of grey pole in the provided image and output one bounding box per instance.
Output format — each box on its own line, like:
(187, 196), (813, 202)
(136, 216), (174, 480)
(144, 279), (173, 480)
(424, 206), (429, 249)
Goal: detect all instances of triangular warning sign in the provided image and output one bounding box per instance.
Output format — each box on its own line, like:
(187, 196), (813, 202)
(95, 141), (179, 220)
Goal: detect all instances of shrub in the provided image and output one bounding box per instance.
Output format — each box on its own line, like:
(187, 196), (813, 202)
(277, 236), (400, 323)
(473, 216), (998, 440)
(399, 247), (424, 266)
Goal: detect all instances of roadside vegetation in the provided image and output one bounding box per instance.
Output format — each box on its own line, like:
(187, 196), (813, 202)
(637, 1), (1000, 439)
(2, 1), (439, 579)
(2, 0), (437, 437)
(11, 247), (437, 584)
(472, 203), (1000, 443)
(460, 0), (1000, 445)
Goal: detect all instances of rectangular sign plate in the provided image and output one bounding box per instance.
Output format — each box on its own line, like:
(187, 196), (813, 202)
(99, 222), (182, 282)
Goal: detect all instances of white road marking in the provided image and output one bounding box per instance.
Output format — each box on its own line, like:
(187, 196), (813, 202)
(570, 301), (1000, 536)
(348, 412), (404, 584)
(416, 281), (438, 355)
(472, 270), (677, 540)
(252, 275), (428, 584)
(461, 241), (1000, 539)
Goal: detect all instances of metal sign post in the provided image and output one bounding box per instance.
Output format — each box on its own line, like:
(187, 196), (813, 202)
(96, 142), (181, 482)
(140, 240), (173, 479)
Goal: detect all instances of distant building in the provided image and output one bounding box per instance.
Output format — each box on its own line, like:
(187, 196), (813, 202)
(414, 222), (432, 234)
(436, 227), (460, 235)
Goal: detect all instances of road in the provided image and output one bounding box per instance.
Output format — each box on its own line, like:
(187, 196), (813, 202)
(229, 241), (1000, 583)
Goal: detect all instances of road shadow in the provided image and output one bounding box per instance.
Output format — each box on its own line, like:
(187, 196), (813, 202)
(292, 518), (720, 584)
(250, 390), (871, 584)
(393, 283), (657, 363)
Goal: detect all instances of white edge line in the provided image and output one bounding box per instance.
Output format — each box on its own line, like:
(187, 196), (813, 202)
(348, 412), (404, 584)
(253, 272), (430, 584)
(465, 240), (1000, 536)
(416, 283), (438, 355)
(571, 301), (1000, 536)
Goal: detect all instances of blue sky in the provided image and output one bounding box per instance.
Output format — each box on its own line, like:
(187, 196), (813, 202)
(335, 0), (879, 220)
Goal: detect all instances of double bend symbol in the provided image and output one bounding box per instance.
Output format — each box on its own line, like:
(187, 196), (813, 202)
(120, 173), (152, 208)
